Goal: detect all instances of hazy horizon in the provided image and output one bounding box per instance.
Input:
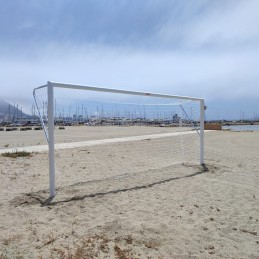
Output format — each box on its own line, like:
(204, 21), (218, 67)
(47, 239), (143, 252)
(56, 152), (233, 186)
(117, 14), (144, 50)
(1, 94), (258, 122)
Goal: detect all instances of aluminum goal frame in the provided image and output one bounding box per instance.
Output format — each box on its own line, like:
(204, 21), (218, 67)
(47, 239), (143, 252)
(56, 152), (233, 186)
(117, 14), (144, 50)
(33, 81), (205, 197)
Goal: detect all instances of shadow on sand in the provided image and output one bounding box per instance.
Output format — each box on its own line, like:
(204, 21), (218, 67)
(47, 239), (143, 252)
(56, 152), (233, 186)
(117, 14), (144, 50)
(40, 164), (208, 206)
(10, 164), (208, 207)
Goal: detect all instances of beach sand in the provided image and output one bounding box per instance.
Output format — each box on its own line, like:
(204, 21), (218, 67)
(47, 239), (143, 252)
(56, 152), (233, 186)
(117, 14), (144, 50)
(0, 126), (258, 258)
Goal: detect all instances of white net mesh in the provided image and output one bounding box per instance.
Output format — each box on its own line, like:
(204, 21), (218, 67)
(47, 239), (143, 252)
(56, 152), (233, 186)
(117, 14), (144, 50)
(34, 85), (201, 188)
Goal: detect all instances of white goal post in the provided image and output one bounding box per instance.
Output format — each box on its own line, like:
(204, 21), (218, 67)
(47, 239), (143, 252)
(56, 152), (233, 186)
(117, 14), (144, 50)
(33, 81), (205, 197)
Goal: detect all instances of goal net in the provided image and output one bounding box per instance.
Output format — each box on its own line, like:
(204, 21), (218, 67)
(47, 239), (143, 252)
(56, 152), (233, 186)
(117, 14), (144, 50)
(33, 82), (204, 197)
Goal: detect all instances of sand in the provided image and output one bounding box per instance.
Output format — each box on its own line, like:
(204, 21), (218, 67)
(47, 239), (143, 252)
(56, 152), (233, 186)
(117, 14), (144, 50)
(0, 126), (258, 258)
(0, 131), (197, 154)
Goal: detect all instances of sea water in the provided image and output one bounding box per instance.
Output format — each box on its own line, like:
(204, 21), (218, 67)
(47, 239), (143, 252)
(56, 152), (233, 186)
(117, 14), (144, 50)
(223, 125), (259, 131)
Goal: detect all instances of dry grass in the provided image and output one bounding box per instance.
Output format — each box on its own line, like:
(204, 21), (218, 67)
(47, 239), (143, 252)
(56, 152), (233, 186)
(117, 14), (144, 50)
(45, 234), (152, 259)
(1, 150), (32, 158)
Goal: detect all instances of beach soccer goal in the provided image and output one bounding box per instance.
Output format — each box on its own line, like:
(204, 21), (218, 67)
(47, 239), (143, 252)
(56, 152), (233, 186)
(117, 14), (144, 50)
(33, 82), (205, 197)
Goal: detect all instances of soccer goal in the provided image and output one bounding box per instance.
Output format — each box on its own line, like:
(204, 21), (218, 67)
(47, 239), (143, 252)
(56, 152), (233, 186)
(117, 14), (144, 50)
(33, 81), (205, 197)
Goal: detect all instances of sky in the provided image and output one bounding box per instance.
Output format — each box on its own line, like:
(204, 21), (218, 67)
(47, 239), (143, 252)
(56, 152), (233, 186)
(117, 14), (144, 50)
(0, 0), (259, 120)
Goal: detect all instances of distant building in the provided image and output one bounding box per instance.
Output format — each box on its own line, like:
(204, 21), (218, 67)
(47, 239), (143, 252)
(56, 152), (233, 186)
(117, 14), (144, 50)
(173, 113), (180, 123)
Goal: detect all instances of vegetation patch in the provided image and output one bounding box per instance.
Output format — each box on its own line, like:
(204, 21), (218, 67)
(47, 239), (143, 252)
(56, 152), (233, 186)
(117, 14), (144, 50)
(34, 127), (43, 130)
(1, 150), (32, 158)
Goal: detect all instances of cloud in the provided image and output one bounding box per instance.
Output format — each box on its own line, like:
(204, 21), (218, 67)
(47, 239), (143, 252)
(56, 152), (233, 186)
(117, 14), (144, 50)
(157, 0), (259, 49)
(0, 0), (172, 48)
(0, 0), (258, 119)
(1, 0), (259, 51)
(1, 43), (258, 98)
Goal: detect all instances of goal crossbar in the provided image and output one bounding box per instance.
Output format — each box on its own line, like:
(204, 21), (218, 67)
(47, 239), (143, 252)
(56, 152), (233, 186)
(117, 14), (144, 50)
(34, 81), (204, 102)
(33, 81), (205, 198)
